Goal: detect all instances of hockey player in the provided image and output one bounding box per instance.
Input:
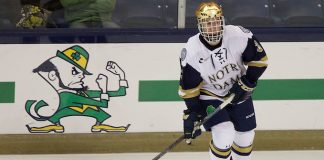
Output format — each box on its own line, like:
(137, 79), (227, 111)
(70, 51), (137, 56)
(179, 2), (268, 160)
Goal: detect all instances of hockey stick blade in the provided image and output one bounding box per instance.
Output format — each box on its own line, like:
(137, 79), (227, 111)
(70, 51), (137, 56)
(151, 94), (235, 160)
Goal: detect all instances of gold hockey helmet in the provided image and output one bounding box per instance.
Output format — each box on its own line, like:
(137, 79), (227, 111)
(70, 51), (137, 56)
(195, 2), (225, 45)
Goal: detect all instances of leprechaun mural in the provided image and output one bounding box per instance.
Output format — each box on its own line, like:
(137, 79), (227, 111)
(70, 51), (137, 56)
(25, 45), (130, 133)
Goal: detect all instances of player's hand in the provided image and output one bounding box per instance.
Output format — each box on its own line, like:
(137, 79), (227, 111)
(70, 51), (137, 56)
(16, 5), (50, 29)
(106, 61), (125, 79)
(183, 109), (202, 145)
(229, 75), (256, 104)
(96, 74), (108, 93)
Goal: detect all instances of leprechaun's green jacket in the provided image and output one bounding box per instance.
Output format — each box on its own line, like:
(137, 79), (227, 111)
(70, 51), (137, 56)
(59, 0), (116, 24)
(25, 86), (126, 123)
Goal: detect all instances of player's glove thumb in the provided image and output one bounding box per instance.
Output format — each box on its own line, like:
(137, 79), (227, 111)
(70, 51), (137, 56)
(183, 109), (202, 145)
(229, 75), (256, 104)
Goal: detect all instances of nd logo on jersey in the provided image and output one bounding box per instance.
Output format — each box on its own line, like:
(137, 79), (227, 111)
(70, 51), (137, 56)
(207, 63), (240, 90)
(200, 48), (242, 92)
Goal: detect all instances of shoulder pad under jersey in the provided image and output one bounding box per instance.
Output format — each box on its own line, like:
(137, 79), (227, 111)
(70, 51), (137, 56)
(224, 25), (253, 39)
(180, 34), (200, 68)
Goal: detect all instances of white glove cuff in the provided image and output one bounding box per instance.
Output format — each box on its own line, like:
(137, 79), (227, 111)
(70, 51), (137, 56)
(101, 93), (109, 100)
(119, 79), (128, 87)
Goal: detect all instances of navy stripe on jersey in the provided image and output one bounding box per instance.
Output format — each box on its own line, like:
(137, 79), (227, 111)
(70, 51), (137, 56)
(242, 36), (268, 83)
(184, 96), (205, 114)
(242, 36), (268, 65)
(179, 61), (203, 91)
(179, 59), (203, 112)
(246, 66), (267, 83)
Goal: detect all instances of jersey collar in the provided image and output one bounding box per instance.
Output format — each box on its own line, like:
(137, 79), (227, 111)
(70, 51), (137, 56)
(199, 34), (223, 51)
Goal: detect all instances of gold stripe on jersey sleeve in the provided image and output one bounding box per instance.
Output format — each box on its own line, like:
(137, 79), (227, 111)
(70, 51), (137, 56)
(178, 82), (204, 99)
(245, 56), (268, 67)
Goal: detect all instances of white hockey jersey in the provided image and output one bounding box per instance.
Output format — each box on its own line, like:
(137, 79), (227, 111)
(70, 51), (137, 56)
(179, 25), (268, 101)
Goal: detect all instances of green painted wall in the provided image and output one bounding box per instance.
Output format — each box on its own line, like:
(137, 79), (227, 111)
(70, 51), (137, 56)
(139, 79), (324, 101)
(0, 82), (15, 103)
(1, 79), (323, 103)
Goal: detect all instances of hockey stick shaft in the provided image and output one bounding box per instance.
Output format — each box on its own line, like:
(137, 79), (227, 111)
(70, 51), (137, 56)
(152, 94), (235, 160)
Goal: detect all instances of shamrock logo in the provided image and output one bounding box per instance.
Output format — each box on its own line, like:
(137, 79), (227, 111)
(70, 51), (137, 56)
(71, 52), (81, 61)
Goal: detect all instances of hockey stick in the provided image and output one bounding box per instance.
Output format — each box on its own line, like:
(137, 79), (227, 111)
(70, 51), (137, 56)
(152, 94), (235, 160)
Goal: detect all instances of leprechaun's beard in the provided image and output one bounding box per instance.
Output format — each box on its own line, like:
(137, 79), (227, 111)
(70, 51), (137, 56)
(56, 71), (88, 92)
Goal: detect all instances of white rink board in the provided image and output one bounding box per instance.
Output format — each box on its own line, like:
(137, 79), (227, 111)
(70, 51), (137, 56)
(0, 43), (324, 133)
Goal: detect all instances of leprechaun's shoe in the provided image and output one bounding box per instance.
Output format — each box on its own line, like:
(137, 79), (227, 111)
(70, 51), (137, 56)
(91, 124), (130, 132)
(26, 124), (64, 133)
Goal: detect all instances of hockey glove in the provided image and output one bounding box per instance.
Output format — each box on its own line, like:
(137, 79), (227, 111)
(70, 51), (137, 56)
(229, 75), (256, 104)
(183, 109), (202, 145)
(16, 5), (50, 29)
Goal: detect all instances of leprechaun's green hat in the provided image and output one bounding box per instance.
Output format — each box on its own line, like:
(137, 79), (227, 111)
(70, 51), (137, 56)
(56, 45), (92, 75)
